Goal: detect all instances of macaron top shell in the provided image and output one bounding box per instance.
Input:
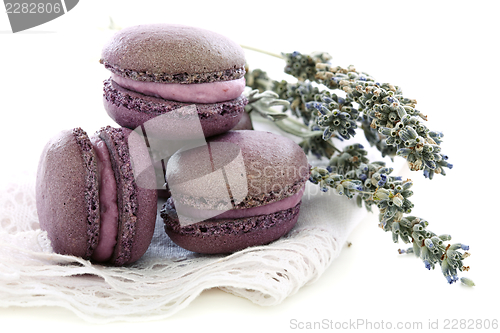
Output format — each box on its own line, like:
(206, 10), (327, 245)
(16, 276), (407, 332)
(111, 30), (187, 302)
(100, 24), (246, 84)
(36, 128), (100, 259)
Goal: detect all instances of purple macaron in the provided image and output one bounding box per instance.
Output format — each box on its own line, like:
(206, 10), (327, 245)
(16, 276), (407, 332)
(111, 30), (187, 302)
(160, 130), (310, 254)
(100, 23), (248, 137)
(36, 126), (157, 265)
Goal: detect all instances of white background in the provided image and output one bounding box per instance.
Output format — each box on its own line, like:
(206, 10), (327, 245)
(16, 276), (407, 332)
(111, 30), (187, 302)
(1, 1), (499, 331)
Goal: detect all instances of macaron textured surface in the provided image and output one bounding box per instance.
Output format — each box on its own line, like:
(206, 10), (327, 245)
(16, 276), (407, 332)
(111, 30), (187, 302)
(36, 128), (100, 259)
(160, 130), (310, 254)
(103, 78), (247, 137)
(100, 24), (246, 84)
(36, 127), (157, 266)
(100, 23), (248, 137)
(98, 126), (157, 265)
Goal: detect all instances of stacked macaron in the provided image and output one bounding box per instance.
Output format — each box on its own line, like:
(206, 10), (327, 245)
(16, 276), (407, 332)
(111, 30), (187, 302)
(161, 130), (309, 254)
(36, 23), (309, 265)
(99, 23), (249, 138)
(36, 127), (157, 265)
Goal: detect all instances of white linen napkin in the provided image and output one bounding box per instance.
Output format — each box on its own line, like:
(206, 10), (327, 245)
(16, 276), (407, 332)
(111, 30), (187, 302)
(0, 119), (369, 323)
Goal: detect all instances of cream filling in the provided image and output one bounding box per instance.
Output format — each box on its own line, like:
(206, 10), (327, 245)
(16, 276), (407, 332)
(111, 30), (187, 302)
(90, 135), (119, 262)
(174, 185), (305, 221)
(111, 74), (246, 103)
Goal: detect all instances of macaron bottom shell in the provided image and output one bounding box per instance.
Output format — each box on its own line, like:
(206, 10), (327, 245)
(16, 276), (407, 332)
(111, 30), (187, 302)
(103, 78), (247, 138)
(98, 126), (158, 266)
(161, 199), (302, 254)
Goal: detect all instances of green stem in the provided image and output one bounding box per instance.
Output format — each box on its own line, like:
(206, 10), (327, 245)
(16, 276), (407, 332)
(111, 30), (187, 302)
(332, 145), (342, 154)
(274, 118), (321, 138)
(240, 45), (284, 59)
(280, 114), (308, 129)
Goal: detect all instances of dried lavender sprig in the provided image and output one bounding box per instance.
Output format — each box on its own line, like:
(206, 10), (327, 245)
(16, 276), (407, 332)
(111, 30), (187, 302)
(359, 113), (398, 159)
(246, 55), (453, 179)
(306, 90), (359, 141)
(399, 234), (472, 285)
(299, 133), (337, 160)
(308, 144), (470, 284)
(272, 80), (320, 126)
(310, 144), (408, 212)
(312, 59), (452, 179)
(282, 51), (332, 81)
(243, 49), (470, 284)
(325, 143), (410, 216)
(244, 67), (272, 93)
(309, 166), (365, 198)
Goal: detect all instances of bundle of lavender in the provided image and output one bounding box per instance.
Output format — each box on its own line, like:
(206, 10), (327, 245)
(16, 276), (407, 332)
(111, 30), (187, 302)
(244, 50), (473, 286)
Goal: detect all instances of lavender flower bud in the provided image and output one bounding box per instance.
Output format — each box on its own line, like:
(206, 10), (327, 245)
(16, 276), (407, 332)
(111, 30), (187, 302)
(392, 232), (399, 243)
(384, 206), (397, 220)
(397, 106), (407, 119)
(375, 188), (390, 200)
(379, 127), (393, 136)
(425, 160), (437, 170)
(392, 195), (403, 207)
(378, 174), (387, 187)
(447, 249), (462, 261)
(424, 238), (434, 249)
(336, 184), (344, 196)
(460, 277), (475, 287)
(449, 243), (464, 251)
(420, 246), (431, 268)
(399, 217), (412, 228)
(431, 236), (443, 247)
(412, 241), (421, 257)
(399, 233), (410, 244)
(402, 182), (413, 192)
(432, 153), (442, 162)
(413, 224), (424, 232)
(392, 222), (400, 234)
(412, 231), (424, 242)
(439, 234), (452, 241)
(441, 257), (450, 275)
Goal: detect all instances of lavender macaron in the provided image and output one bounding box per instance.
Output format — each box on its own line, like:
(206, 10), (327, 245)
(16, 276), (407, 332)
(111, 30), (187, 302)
(160, 130), (310, 254)
(100, 23), (248, 137)
(36, 126), (157, 265)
